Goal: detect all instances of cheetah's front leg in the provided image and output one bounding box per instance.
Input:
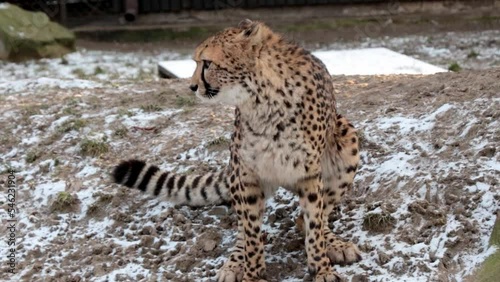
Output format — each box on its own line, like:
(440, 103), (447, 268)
(217, 221), (245, 282)
(298, 174), (341, 282)
(217, 166), (267, 282)
(322, 179), (362, 266)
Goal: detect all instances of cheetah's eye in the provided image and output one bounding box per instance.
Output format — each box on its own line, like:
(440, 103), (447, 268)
(203, 60), (212, 69)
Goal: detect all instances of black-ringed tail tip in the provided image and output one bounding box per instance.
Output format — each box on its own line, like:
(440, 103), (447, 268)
(112, 159), (149, 190)
(111, 159), (231, 206)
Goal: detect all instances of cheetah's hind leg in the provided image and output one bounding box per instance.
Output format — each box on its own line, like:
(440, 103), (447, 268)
(320, 114), (363, 266)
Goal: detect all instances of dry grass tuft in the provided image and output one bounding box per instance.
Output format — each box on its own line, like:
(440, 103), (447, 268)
(363, 212), (397, 233)
(175, 95), (197, 107)
(58, 119), (87, 133)
(80, 139), (109, 157)
(50, 192), (80, 213)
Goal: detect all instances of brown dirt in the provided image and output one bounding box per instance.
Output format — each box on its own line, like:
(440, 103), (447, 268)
(0, 69), (499, 281)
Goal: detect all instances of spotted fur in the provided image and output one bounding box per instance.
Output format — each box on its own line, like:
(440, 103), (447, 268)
(112, 19), (361, 282)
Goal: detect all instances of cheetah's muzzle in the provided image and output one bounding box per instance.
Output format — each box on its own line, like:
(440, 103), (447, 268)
(205, 87), (219, 99)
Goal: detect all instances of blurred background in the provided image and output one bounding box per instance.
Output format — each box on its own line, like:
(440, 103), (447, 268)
(1, 0), (499, 78)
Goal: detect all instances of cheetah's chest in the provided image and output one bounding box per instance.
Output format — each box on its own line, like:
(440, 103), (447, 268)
(238, 118), (310, 187)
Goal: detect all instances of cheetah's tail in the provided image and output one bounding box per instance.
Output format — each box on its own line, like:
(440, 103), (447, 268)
(112, 160), (231, 206)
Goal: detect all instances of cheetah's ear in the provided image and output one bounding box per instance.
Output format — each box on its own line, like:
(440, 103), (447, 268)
(238, 19), (261, 38)
(238, 19), (254, 30)
(237, 19), (268, 46)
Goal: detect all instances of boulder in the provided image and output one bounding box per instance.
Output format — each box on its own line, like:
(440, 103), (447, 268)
(0, 3), (75, 61)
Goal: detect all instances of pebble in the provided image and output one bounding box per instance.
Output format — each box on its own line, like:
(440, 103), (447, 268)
(140, 225), (155, 236)
(203, 239), (217, 252)
(153, 238), (165, 249)
(377, 251), (390, 265)
(352, 274), (369, 282)
(208, 206), (228, 216)
(140, 235), (155, 247)
(29, 215), (39, 223)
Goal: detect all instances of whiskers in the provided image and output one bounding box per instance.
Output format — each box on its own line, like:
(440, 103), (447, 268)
(205, 88), (219, 99)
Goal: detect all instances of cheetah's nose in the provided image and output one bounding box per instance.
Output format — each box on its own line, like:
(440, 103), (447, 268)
(189, 85), (198, 92)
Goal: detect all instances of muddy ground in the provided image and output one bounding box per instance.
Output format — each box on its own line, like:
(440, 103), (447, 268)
(0, 67), (498, 281)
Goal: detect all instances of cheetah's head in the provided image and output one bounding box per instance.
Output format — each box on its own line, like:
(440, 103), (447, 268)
(189, 19), (276, 105)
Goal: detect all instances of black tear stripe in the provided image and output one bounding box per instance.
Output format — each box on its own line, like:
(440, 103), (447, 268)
(201, 64), (213, 95)
(138, 166), (159, 192)
(123, 160), (146, 188)
(154, 172), (168, 196)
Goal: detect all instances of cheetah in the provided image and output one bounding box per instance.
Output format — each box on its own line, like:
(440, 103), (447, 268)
(112, 20), (361, 282)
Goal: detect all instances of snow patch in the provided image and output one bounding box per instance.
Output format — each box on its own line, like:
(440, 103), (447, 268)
(0, 77), (102, 94)
(377, 103), (454, 134)
(121, 109), (182, 128)
(93, 263), (150, 282)
(21, 135), (40, 145)
(76, 164), (99, 178)
(34, 181), (66, 206)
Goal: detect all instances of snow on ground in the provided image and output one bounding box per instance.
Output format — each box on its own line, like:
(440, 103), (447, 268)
(0, 46), (498, 282)
(338, 97), (499, 281)
(0, 77), (102, 94)
(0, 49), (181, 94)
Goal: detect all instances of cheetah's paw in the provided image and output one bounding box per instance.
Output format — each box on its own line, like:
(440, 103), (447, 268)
(325, 235), (362, 266)
(216, 260), (243, 282)
(313, 269), (342, 282)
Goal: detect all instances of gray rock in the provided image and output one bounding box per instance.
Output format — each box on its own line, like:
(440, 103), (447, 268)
(208, 206), (229, 216)
(203, 239), (217, 252)
(0, 3), (75, 61)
